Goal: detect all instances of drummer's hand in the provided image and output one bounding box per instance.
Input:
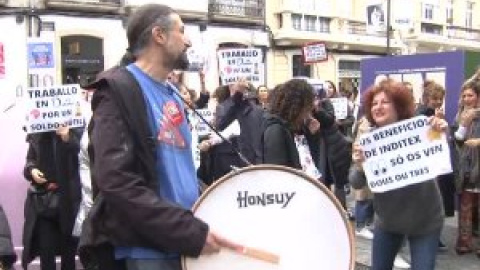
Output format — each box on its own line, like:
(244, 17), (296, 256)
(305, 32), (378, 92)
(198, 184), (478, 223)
(201, 231), (242, 255)
(352, 143), (365, 169)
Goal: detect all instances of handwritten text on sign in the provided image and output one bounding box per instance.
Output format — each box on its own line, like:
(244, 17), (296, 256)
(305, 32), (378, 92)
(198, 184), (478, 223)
(302, 42), (327, 64)
(194, 108), (214, 137)
(358, 116), (452, 193)
(24, 84), (85, 133)
(217, 48), (264, 86)
(330, 97), (349, 120)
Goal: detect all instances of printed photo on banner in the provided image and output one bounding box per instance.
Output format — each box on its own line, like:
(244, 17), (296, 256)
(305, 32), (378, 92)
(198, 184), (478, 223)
(366, 2), (385, 33)
(23, 84), (85, 134)
(27, 42), (54, 69)
(302, 42), (327, 64)
(329, 97), (349, 120)
(358, 116), (452, 193)
(217, 48), (264, 86)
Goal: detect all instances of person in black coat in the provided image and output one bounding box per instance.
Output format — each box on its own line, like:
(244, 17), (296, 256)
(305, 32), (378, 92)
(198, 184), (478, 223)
(0, 205), (16, 270)
(261, 79), (314, 168)
(305, 92), (353, 209)
(22, 127), (82, 270)
(200, 80), (265, 184)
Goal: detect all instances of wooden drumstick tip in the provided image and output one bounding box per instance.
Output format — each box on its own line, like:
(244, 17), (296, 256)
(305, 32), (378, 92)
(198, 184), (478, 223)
(236, 246), (280, 264)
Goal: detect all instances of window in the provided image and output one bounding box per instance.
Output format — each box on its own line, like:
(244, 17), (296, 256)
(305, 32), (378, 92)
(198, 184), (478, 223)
(423, 3), (434, 20)
(421, 23), (443, 35)
(338, 60), (360, 71)
(292, 55), (311, 77)
(292, 14), (302, 30)
(466, 1), (474, 28)
(304, 15), (317, 31)
(291, 14), (330, 33)
(318, 17), (331, 33)
(446, 0), (453, 24)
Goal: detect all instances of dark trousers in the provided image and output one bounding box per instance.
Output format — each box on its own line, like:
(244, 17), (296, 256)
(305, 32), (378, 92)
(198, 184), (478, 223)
(355, 199), (374, 228)
(36, 217), (77, 270)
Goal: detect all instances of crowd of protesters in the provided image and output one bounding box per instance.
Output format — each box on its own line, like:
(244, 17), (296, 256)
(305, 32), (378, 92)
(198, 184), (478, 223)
(0, 3), (478, 270)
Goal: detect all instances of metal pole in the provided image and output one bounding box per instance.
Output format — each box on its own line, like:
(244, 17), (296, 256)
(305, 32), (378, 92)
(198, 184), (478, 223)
(386, 0), (391, 55)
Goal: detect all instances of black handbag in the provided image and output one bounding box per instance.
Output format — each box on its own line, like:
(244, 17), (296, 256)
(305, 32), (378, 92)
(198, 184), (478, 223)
(28, 185), (60, 218)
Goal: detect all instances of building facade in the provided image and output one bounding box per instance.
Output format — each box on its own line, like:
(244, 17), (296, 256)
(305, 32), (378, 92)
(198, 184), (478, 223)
(265, 0), (480, 94)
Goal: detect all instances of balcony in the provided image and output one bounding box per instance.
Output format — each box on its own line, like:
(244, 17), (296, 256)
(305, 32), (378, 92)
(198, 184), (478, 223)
(447, 25), (480, 41)
(208, 0), (264, 25)
(45, 0), (122, 13)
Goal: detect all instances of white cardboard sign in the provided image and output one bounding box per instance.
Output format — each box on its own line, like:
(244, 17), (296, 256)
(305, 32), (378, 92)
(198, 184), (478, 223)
(24, 84), (85, 133)
(358, 116), (452, 193)
(330, 97), (349, 120)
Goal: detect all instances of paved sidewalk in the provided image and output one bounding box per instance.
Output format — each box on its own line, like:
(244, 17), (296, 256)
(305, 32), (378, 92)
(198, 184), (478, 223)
(353, 215), (479, 270)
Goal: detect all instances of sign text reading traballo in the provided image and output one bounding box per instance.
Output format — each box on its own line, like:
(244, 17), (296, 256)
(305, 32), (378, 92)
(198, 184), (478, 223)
(358, 116), (452, 193)
(24, 84), (85, 133)
(237, 191), (296, 209)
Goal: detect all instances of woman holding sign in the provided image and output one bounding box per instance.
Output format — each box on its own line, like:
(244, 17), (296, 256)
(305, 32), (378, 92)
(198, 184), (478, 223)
(350, 79), (447, 270)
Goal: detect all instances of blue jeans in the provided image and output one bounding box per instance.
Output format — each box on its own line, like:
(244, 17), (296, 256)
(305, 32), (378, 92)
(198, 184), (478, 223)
(371, 226), (441, 270)
(355, 199), (374, 228)
(125, 259), (181, 270)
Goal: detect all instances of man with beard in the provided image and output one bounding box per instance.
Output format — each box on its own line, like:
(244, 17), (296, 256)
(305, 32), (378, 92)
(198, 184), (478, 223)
(84, 4), (239, 270)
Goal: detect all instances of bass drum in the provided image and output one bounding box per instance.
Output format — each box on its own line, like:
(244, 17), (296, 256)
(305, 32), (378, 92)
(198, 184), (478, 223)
(183, 165), (355, 270)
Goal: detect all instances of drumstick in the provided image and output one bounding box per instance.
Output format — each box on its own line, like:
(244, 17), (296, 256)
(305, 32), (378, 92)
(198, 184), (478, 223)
(235, 246), (280, 264)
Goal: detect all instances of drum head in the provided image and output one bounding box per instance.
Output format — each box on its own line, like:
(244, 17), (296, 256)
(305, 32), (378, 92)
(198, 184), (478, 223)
(183, 165), (355, 270)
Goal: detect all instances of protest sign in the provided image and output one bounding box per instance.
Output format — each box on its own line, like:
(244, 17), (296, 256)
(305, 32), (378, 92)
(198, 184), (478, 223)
(302, 42), (327, 64)
(358, 116), (452, 193)
(24, 84), (85, 133)
(194, 108), (214, 137)
(330, 97), (349, 120)
(217, 48), (264, 86)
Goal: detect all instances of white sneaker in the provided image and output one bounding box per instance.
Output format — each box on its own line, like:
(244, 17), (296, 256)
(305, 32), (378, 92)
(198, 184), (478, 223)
(393, 255), (410, 269)
(355, 227), (374, 240)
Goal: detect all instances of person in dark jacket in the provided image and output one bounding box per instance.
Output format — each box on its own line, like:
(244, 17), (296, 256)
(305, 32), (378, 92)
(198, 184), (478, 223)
(22, 126), (83, 270)
(199, 80), (264, 183)
(306, 86), (352, 209)
(261, 79), (314, 168)
(86, 4), (239, 270)
(0, 205), (16, 270)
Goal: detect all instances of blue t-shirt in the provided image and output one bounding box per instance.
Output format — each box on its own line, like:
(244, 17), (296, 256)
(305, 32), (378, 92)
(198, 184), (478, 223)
(115, 64), (199, 260)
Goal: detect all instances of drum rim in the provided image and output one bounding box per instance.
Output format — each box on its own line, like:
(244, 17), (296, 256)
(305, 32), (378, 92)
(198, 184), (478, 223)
(185, 164), (356, 270)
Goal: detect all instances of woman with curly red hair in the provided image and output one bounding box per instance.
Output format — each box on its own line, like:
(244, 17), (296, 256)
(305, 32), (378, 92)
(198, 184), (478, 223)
(350, 79), (446, 270)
